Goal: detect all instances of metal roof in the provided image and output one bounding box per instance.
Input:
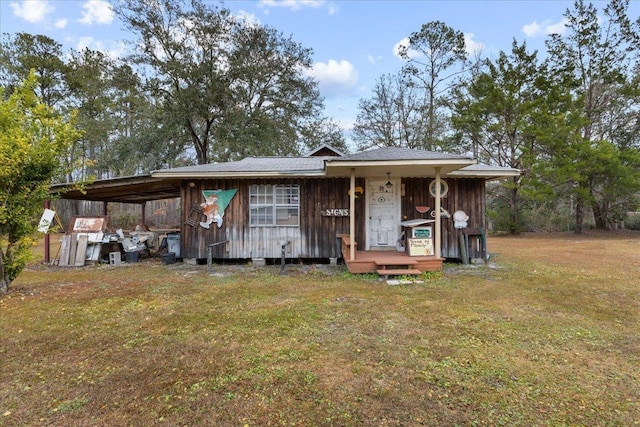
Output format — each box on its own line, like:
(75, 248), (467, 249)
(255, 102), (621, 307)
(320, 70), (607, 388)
(152, 156), (329, 178)
(447, 164), (520, 180)
(50, 175), (181, 204)
(334, 147), (472, 162)
(324, 147), (476, 177)
(50, 148), (519, 204)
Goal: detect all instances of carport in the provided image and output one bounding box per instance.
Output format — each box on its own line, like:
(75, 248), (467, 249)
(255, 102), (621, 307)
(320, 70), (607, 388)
(47, 175), (182, 263)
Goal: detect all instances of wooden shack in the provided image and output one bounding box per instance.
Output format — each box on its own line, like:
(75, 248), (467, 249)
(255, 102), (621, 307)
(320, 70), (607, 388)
(52, 146), (518, 273)
(147, 146), (518, 273)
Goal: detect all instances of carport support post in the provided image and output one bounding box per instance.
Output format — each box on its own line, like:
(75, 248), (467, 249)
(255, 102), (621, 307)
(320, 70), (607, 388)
(141, 202), (146, 225)
(102, 201), (108, 216)
(435, 167), (442, 259)
(44, 200), (50, 264)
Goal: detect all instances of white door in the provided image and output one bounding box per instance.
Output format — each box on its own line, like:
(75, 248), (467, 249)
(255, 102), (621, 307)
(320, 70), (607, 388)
(366, 178), (400, 250)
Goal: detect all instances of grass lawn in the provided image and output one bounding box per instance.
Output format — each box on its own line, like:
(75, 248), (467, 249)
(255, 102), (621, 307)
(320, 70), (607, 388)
(1, 231), (639, 426)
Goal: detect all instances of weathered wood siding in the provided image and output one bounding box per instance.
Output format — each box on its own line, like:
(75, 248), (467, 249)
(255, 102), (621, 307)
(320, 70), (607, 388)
(180, 177), (482, 260)
(401, 178), (486, 259)
(180, 178), (365, 260)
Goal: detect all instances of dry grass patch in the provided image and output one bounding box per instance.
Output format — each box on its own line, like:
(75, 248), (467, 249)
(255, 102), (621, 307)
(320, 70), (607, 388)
(1, 231), (639, 426)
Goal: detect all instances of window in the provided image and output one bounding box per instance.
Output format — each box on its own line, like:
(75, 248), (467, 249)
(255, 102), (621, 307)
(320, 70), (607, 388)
(249, 184), (300, 226)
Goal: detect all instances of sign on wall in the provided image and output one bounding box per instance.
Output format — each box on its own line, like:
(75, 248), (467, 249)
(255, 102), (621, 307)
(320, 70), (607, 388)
(200, 189), (238, 229)
(407, 238), (434, 256)
(411, 226), (432, 238)
(321, 208), (349, 217)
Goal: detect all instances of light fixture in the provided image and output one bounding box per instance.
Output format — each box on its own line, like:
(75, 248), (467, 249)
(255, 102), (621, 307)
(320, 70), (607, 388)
(385, 172), (393, 189)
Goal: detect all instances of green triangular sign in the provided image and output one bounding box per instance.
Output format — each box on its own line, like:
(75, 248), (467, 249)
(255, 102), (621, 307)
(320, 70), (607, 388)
(200, 189), (238, 229)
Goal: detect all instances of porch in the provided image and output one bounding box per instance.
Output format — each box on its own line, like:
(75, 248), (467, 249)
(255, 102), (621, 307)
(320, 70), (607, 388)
(340, 236), (443, 276)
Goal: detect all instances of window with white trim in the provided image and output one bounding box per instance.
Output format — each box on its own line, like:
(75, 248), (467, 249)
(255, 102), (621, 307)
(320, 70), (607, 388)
(249, 184), (300, 226)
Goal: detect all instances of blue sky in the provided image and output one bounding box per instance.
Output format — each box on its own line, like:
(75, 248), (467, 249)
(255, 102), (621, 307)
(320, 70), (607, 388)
(2, 0), (638, 143)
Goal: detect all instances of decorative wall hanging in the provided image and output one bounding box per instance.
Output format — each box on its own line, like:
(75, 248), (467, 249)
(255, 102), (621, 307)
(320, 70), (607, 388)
(200, 189), (238, 229)
(453, 210), (469, 229)
(429, 179), (449, 198)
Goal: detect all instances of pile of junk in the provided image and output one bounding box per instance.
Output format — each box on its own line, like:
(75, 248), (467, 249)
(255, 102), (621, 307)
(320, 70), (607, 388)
(55, 217), (180, 267)
(105, 225), (180, 265)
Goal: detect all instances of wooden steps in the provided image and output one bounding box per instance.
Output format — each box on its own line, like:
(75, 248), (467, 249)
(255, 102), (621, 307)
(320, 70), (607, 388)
(375, 259), (421, 277)
(376, 259), (417, 266)
(376, 268), (422, 277)
(340, 238), (443, 274)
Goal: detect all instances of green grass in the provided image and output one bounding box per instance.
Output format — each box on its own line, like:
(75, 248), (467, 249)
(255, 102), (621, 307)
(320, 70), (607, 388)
(1, 231), (639, 426)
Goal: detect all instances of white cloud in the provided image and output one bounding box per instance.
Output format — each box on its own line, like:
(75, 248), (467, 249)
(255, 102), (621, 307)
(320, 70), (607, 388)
(76, 36), (103, 52)
(73, 36), (126, 58)
(522, 19), (566, 37)
(55, 18), (67, 29)
(522, 21), (542, 37)
(464, 33), (485, 56)
(546, 19), (567, 35)
(393, 37), (420, 60)
(106, 40), (128, 59)
(78, 0), (114, 25)
(258, 0), (337, 14)
(10, 0), (54, 23)
(308, 59), (358, 97)
(335, 117), (356, 132)
(367, 54), (382, 65)
(236, 10), (261, 27)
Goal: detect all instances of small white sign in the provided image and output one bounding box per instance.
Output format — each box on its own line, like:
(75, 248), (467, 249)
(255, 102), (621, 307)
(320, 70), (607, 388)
(407, 238), (434, 256)
(37, 209), (56, 233)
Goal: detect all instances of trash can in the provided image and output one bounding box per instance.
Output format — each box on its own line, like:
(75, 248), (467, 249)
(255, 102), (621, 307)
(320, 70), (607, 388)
(161, 252), (176, 265)
(167, 234), (180, 258)
(125, 251), (140, 263)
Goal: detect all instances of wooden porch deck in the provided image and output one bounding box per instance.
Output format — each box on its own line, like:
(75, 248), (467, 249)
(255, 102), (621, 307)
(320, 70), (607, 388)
(341, 237), (443, 276)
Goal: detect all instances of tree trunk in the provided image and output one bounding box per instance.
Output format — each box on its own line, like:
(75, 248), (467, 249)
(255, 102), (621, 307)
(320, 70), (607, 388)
(509, 182), (519, 234)
(0, 250), (8, 293)
(592, 200), (611, 230)
(574, 197), (584, 234)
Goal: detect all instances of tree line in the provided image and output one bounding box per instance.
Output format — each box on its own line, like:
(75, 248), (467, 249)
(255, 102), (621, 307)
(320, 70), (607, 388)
(0, 0), (348, 181)
(354, 0), (640, 233)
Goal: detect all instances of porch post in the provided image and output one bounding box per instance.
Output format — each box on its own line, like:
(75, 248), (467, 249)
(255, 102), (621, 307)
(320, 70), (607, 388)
(102, 201), (108, 216)
(435, 167), (442, 259)
(349, 168), (356, 261)
(141, 202), (147, 225)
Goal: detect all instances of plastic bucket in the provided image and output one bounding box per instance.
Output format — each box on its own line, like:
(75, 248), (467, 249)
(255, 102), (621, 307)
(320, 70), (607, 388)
(161, 252), (176, 265)
(125, 251), (140, 263)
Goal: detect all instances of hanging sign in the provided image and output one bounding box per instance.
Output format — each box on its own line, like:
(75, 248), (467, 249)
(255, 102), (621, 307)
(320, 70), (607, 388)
(200, 189), (238, 229)
(37, 209), (56, 233)
(407, 238), (434, 256)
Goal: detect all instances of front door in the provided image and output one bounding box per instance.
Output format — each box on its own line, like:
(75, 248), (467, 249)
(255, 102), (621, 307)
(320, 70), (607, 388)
(366, 178), (400, 250)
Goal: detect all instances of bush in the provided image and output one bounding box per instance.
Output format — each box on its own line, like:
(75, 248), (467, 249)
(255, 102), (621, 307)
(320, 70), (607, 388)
(625, 212), (640, 230)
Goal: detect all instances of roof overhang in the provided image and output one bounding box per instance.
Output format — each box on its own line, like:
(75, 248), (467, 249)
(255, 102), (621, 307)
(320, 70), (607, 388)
(324, 159), (477, 178)
(50, 175), (181, 204)
(150, 170), (326, 179)
(447, 165), (521, 181)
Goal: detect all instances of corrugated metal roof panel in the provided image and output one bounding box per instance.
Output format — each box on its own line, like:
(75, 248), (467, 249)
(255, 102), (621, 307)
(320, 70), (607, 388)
(333, 147), (472, 162)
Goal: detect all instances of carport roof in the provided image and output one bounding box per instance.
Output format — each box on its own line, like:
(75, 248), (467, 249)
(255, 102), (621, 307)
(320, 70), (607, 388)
(50, 175), (181, 204)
